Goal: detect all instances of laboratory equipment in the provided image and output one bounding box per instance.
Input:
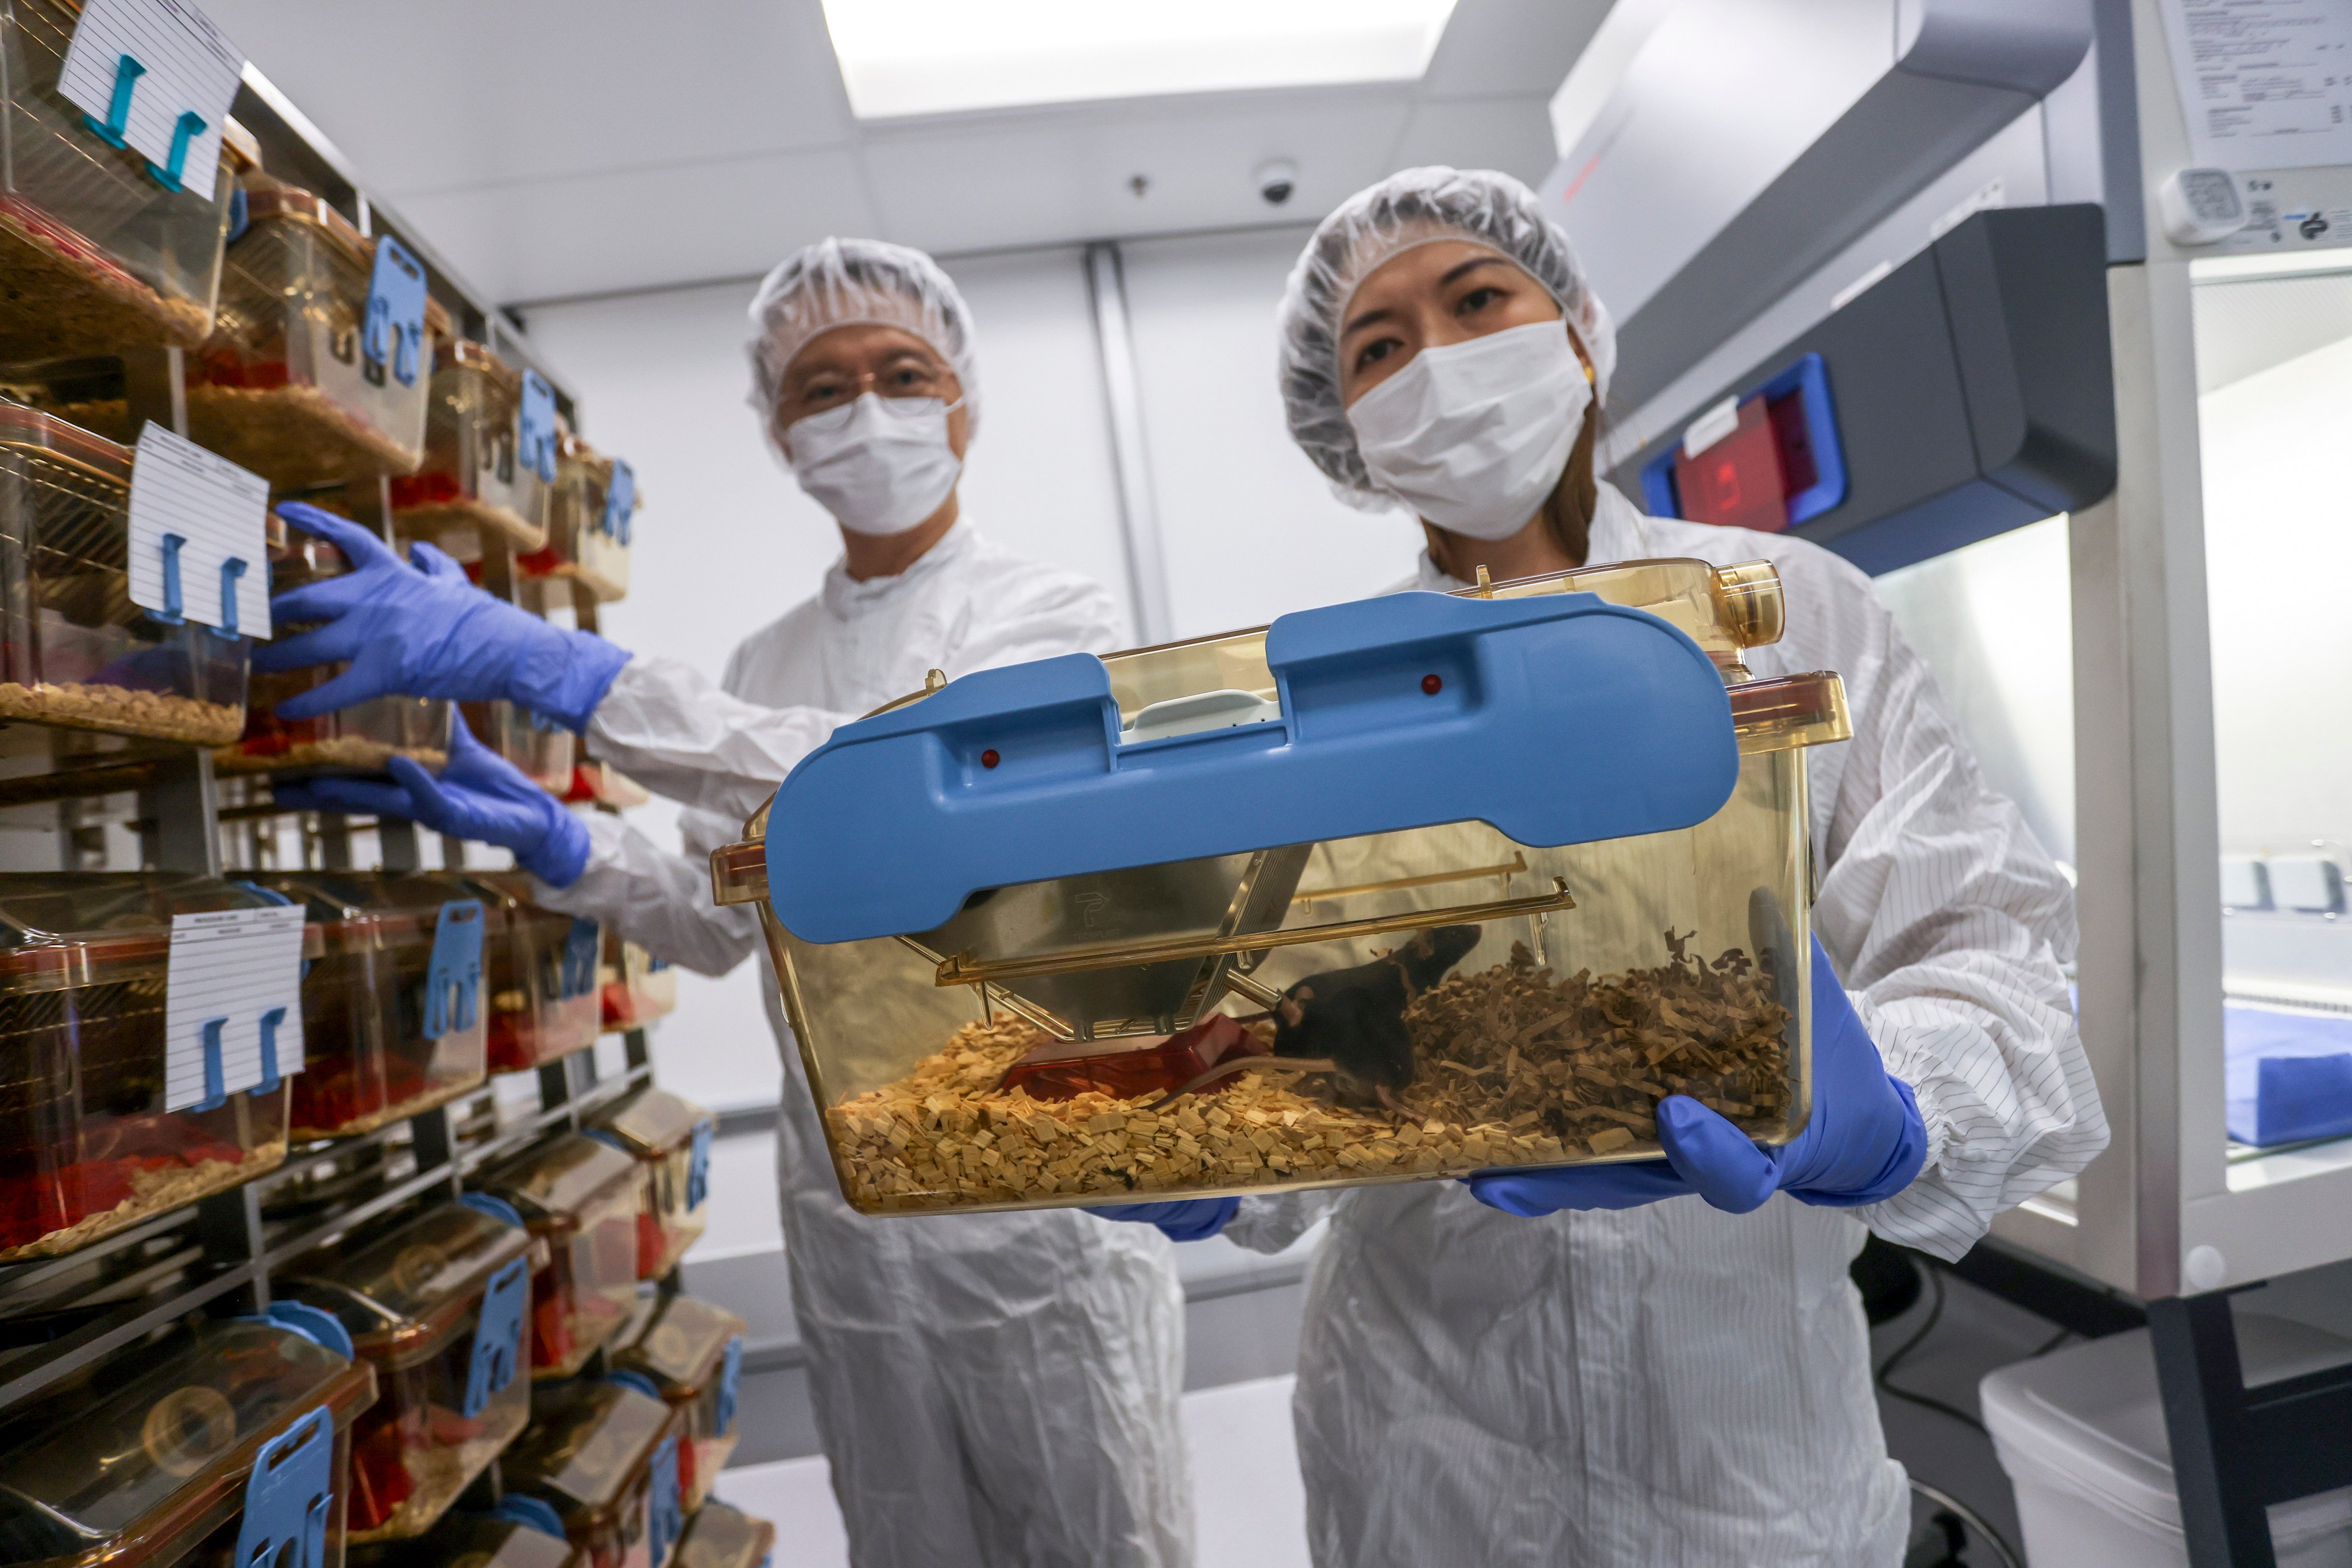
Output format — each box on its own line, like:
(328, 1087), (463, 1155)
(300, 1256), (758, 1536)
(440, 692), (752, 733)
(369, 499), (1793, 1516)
(391, 339), (551, 553)
(673, 1503), (773, 1568)
(587, 1088), (713, 1279)
(0, 1315), (375, 1567)
(222, 517), (451, 777)
(0, 2), (249, 357)
(1612, 206), (2115, 574)
(469, 1134), (646, 1378)
(437, 872), (599, 1072)
(0, 404), (252, 744)
(601, 936), (675, 1033)
(279, 1200), (540, 1540)
(180, 176), (441, 486)
(498, 1379), (682, 1568)
(0, 874), (307, 1259)
(711, 557), (1849, 1214)
(611, 1294), (746, 1511)
(254, 872), (488, 1140)
(520, 436), (632, 601)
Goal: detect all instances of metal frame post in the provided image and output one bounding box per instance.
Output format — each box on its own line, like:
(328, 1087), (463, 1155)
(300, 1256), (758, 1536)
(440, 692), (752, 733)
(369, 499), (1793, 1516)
(1084, 241), (1175, 644)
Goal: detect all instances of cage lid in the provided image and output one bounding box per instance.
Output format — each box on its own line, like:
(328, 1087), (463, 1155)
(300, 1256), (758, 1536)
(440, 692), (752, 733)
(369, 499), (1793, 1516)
(675, 1502), (774, 1568)
(0, 1321), (373, 1566)
(612, 1294), (746, 1395)
(0, 874), (316, 993)
(253, 873), (483, 958)
(279, 1201), (538, 1368)
(474, 1134), (642, 1227)
(346, 1511), (581, 1568)
(589, 1088), (710, 1160)
(766, 590), (1739, 944)
(0, 401), (133, 481)
(498, 1382), (673, 1523)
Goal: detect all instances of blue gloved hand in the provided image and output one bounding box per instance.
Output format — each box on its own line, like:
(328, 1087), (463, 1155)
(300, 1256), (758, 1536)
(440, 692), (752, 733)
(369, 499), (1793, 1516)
(1469, 937), (1927, 1219)
(1090, 1197), (1239, 1242)
(271, 710), (592, 887)
(254, 503), (632, 732)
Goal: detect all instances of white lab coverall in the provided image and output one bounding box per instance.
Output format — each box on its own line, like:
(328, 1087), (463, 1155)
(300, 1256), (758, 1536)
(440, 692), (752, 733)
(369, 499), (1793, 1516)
(1223, 484), (2107, 1568)
(532, 522), (1194, 1568)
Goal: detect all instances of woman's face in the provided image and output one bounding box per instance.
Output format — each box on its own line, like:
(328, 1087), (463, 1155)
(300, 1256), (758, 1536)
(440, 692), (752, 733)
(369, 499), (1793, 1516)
(1337, 239), (1591, 409)
(773, 322), (971, 457)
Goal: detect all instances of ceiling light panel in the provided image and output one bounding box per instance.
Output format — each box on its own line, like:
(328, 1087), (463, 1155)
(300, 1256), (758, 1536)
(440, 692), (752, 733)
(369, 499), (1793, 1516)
(822, 0), (1461, 119)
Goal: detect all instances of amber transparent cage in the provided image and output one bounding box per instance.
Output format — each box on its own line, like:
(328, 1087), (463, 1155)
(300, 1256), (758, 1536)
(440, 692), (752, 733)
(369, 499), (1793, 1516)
(715, 558), (1850, 1216)
(0, 0), (238, 358)
(390, 339), (550, 553)
(0, 405), (250, 745)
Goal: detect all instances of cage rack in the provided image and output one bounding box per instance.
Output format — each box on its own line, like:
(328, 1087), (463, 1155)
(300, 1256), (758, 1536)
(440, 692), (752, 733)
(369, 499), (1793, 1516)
(0, 57), (670, 1525)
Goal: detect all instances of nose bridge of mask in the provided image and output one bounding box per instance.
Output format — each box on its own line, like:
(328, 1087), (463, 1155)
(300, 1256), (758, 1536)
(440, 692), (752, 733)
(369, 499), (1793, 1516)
(784, 390), (951, 465)
(1348, 319), (1582, 441)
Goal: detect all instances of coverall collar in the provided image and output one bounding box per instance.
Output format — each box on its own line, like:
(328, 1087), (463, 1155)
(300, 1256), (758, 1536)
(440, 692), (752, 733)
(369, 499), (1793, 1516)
(821, 517), (978, 619)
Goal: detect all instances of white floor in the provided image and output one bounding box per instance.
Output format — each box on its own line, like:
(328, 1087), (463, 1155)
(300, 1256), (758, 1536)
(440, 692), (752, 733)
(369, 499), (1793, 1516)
(713, 1373), (1312, 1567)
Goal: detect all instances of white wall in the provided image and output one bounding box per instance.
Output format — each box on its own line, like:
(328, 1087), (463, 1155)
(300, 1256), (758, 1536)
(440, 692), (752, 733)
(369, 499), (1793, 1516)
(1121, 227), (1426, 634)
(519, 250), (1131, 1110)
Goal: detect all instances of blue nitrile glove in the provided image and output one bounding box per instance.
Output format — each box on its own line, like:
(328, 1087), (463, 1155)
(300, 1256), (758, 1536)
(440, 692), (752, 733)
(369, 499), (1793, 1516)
(271, 711), (592, 887)
(1091, 1198), (1239, 1242)
(254, 503), (631, 732)
(1469, 937), (1928, 1219)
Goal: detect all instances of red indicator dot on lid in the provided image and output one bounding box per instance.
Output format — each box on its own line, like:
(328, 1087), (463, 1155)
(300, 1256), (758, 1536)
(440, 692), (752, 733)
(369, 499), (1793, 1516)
(1422, 674), (1443, 695)
(981, 749), (1001, 769)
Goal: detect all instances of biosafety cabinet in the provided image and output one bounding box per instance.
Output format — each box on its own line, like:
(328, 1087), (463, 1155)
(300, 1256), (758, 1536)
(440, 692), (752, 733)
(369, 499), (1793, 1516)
(1559, 2), (2352, 1559)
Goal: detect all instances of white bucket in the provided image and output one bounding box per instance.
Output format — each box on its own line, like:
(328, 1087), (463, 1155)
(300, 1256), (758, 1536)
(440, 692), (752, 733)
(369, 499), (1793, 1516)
(1979, 1314), (2352, 1567)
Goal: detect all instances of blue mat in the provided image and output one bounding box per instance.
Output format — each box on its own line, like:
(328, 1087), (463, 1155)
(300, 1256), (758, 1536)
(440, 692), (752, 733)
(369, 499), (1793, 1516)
(2226, 1004), (2352, 1148)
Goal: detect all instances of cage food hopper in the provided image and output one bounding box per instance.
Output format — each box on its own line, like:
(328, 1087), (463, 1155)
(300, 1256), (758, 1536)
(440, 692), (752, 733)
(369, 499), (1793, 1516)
(469, 1134), (646, 1379)
(611, 1294), (745, 1512)
(348, 1508), (582, 1568)
(128, 175), (445, 488)
(712, 558), (1849, 1215)
(673, 1503), (772, 1568)
(601, 934), (675, 1033)
(390, 339), (550, 553)
(462, 700), (577, 799)
(0, 1313), (376, 1568)
(499, 1379), (682, 1568)
(586, 1089), (713, 1280)
(253, 873), (487, 1142)
(0, 404), (252, 744)
(437, 871), (599, 1073)
(0, 1), (253, 358)
(522, 435), (632, 603)
(222, 517), (450, 777)
(279, 1199), (541, 1542)
(0, 874), (315, 1259)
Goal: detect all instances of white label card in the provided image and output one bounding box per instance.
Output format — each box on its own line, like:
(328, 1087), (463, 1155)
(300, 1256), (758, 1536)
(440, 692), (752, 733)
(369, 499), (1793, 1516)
(57, 0), (243, 189)
(2158, 0), (2352, 173)
(164, 906), (307, 1113)
(127, 424), (271, 638)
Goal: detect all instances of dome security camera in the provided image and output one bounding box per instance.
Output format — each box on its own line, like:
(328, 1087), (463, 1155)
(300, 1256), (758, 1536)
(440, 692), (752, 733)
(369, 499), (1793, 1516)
(1255, 159), (1298, 207)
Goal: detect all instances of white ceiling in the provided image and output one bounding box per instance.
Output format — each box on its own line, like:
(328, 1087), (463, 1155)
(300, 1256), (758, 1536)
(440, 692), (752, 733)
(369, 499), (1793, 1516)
(204, 0), (1604, 304)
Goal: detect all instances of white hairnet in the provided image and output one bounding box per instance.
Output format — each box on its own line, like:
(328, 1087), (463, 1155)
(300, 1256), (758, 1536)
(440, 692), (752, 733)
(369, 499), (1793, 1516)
(1276, 167), (1616, 509)
(747, 237), (981, 434)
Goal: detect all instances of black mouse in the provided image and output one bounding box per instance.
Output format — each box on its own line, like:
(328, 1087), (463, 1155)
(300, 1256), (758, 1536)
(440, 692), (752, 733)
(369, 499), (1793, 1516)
(1271, 924), (1482, 1102)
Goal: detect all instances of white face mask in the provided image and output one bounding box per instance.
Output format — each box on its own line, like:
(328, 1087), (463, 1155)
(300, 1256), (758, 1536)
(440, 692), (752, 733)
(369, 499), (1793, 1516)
(1345, 319), (1592, 542)
(781, 392), (964, 536)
